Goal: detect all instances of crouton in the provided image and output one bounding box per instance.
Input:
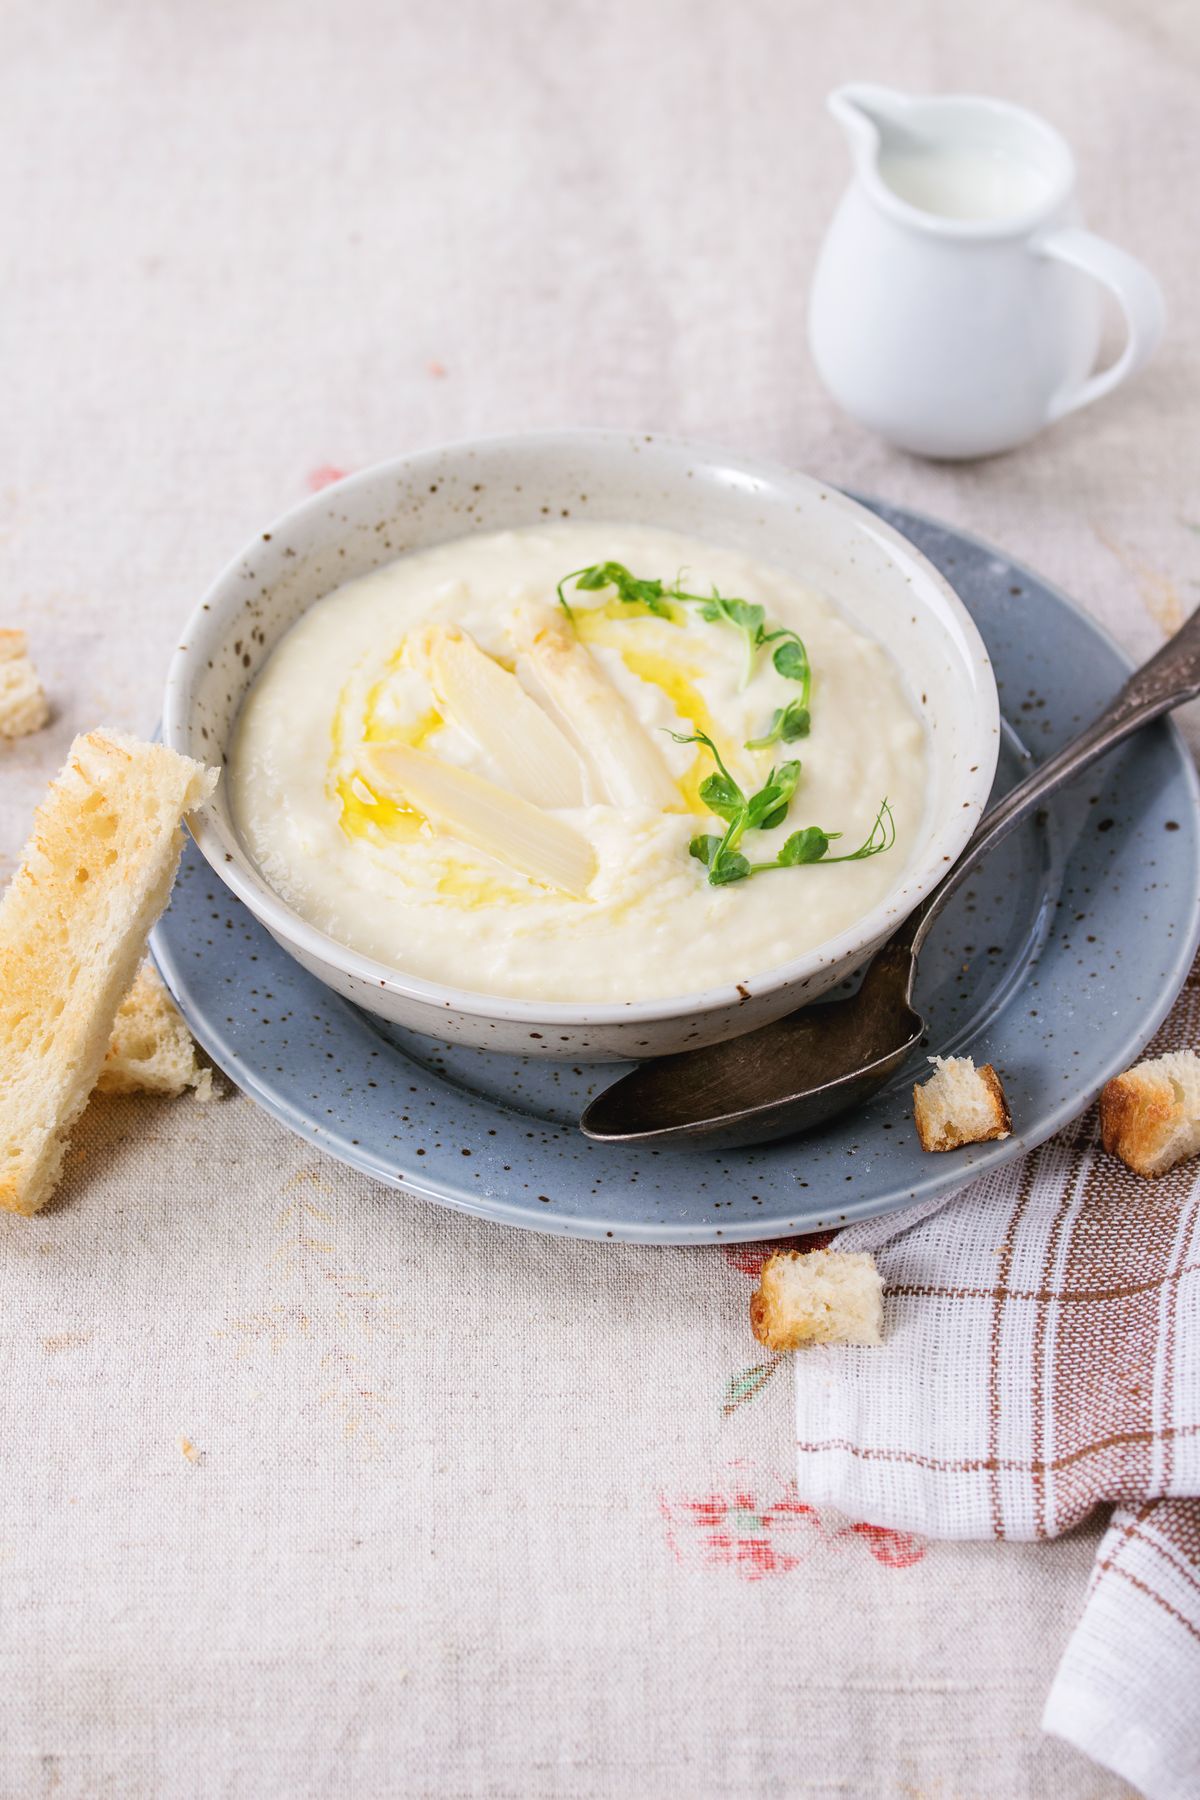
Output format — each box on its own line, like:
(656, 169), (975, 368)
(750, 1248), (883, 1350)
(913, 1055), (1011, 1153)
(1101, 1049), (1200, 1178)
(0, 629), (49, 740)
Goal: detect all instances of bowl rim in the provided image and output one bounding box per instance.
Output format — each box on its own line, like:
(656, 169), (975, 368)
(164, 426), (1000, 1027)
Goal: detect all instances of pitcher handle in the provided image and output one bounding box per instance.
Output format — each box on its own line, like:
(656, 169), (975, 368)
(1035, 226), (1166, 422)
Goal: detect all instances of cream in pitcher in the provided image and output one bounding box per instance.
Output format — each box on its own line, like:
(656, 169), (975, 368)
(808, 84), (1165, 459)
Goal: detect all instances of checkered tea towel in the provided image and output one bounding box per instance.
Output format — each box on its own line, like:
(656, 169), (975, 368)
(795, 961), (1200, 1800)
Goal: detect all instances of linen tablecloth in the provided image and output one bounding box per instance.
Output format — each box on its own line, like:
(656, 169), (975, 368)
(2, 0), (1198, 1792)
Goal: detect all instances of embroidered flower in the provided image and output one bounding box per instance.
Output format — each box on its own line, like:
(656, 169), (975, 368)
(661, 1464), (927, 1578)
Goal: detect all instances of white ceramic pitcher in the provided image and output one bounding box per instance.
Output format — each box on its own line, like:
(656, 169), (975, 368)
(808, 85), (1166, 459)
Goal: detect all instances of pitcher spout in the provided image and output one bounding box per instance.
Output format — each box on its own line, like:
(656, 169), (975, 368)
(827, 83), (921, 172)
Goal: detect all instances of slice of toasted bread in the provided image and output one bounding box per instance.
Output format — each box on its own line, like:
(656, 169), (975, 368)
(750, 1248), (883, 1350)
(97, 962), (213, 1100)
(913, 1055), (1011, 1153)
(0, 732), (218, 1215)
(0, 629), (49, 740)
(1101, 1050), (1200, 1178)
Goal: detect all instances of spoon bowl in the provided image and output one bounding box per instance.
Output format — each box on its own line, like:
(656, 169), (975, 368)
(582, 941), (924, 1149)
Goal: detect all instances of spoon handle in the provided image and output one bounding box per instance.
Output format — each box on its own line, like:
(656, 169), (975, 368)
(907, 604), (1200, 958)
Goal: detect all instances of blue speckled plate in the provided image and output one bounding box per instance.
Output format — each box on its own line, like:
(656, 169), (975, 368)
(151, 501), (1200, 1243)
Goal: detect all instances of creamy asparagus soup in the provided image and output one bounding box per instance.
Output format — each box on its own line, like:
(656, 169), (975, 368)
(229, 523), (925, 1002)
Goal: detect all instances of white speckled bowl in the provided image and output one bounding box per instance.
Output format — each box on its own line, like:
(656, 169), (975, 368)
(163, 430), (999, 1059)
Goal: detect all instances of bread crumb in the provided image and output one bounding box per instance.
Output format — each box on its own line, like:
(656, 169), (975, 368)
(750, 1248), (883, 1350)
(1101, 1049), (1200, 1177)
(0, 629), (49, 740)
(913, 1055), (1011, 1152)
(41, 1331), (91, 1352)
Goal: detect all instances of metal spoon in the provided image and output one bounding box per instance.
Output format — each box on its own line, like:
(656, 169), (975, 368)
(581, 605), (1200, 1151)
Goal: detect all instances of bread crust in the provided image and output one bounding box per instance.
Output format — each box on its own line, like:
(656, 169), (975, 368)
(749, 1284), (783, 1349)
(913, 1060), (1011, 1153)
(0, 732), (217, 1214)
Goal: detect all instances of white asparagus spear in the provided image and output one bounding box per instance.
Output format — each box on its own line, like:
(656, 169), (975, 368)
(512, 652), (601, 807)
(409, 624), (585, 808)
(365, 742), (595, 898)
(514, 609), (679, 809)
